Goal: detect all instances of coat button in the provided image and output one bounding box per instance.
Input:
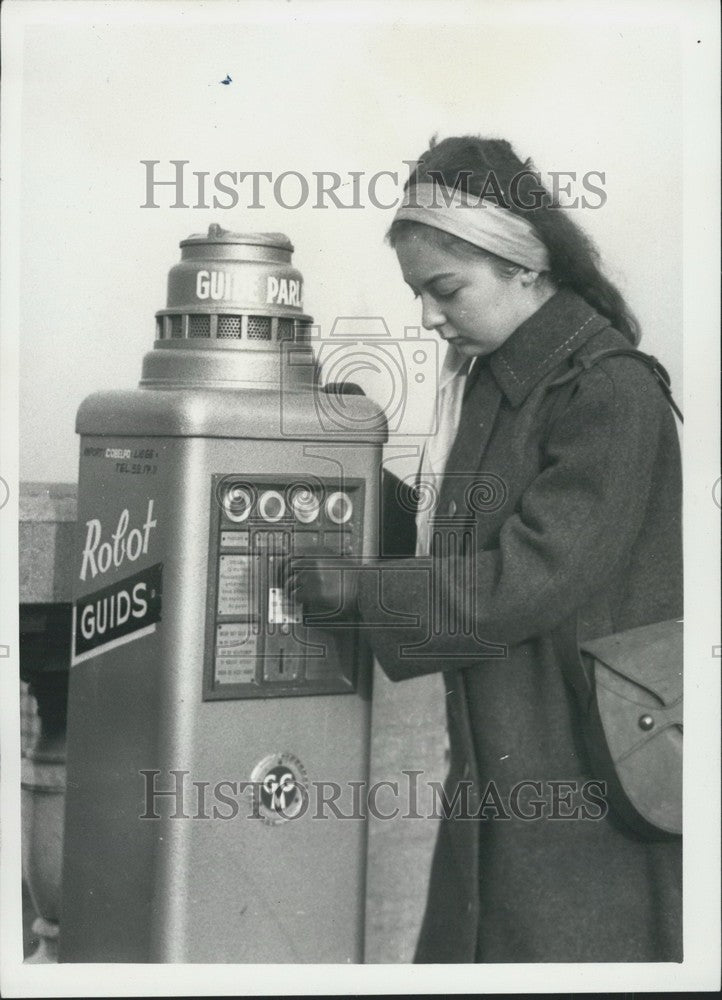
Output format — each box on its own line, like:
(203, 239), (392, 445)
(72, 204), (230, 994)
(448, 499), (457, 517)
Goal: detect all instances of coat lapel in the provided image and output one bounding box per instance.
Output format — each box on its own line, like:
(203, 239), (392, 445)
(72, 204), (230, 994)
(433, 290), (613, 519)
(489, 289), (611, 406)
(438, 361), (502, 495)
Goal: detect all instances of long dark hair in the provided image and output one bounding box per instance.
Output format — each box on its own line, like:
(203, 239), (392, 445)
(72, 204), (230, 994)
(389, 136), (639, 344)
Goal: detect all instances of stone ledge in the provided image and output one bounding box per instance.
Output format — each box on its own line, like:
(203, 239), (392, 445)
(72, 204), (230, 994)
(20, 483), (77, 604)
(19, 482), (77, 524)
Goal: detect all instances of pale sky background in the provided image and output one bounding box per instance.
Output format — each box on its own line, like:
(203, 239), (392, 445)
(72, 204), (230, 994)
(17, 0), (684, 482)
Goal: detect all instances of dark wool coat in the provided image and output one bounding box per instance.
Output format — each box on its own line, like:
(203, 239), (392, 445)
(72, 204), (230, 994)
(359, 289), (682, 963)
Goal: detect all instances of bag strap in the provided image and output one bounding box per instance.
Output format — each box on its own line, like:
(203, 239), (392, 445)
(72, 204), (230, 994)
(547, 346), (682, 701)
(547, 347), (683, 423)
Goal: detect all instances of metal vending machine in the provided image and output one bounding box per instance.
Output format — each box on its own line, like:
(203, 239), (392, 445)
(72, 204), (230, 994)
(60, 226), (386, 963)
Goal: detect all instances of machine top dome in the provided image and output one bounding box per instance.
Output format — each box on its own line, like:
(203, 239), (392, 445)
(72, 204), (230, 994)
(180, 224), (294, 253)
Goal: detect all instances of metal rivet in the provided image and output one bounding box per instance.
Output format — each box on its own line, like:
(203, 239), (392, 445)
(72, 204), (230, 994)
(638, 714), (655, 731)
(448, 500), (457, 517)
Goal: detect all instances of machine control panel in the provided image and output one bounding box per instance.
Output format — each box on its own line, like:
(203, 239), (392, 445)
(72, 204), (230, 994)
(203, 474), (364, 700)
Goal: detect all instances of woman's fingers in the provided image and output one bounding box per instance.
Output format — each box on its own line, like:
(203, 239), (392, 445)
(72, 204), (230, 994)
(279, 559), (295, 599)
(281, 557), (312, 602)
(279, 553), (354, 610)
(285, 567), (299, 598)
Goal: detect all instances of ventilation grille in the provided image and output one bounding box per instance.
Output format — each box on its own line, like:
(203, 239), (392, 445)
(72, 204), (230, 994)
(246, 316), (272, 340)
(188, 315), (211, 338)
(217, 315), (242, 339)
(157, 314), (302, 342)
(278, 318), (295, 341)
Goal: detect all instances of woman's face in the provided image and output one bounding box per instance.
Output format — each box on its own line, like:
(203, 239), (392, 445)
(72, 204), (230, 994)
(395, 231), (539, 358)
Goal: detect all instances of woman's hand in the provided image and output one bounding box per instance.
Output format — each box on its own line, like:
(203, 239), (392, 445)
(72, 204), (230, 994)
(281, 550), (360, 617)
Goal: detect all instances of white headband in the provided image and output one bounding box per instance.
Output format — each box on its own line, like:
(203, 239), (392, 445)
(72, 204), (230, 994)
(393, 182), (550, 272)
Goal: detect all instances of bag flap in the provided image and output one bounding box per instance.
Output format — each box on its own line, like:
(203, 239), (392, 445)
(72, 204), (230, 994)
(580, 619), (682, 706)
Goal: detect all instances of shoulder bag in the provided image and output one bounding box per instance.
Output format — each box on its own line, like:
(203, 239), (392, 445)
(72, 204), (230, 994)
(548, 348), (683, 839)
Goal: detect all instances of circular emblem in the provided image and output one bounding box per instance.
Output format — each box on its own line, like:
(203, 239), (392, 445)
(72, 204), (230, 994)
(250, 752), (308, 825)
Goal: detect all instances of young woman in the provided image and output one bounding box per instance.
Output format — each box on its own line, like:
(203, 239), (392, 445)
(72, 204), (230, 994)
(289, 136), (682, 963)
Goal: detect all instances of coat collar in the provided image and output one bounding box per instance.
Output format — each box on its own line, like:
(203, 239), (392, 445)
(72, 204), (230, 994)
(488, 289), (611, 407)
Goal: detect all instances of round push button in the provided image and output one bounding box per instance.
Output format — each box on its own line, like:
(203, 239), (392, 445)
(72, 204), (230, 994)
(223, 484), (253, 522)
(289, 487), (321, 524)
(259, 490), (286, 522)
(326, 491), (353, 525)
